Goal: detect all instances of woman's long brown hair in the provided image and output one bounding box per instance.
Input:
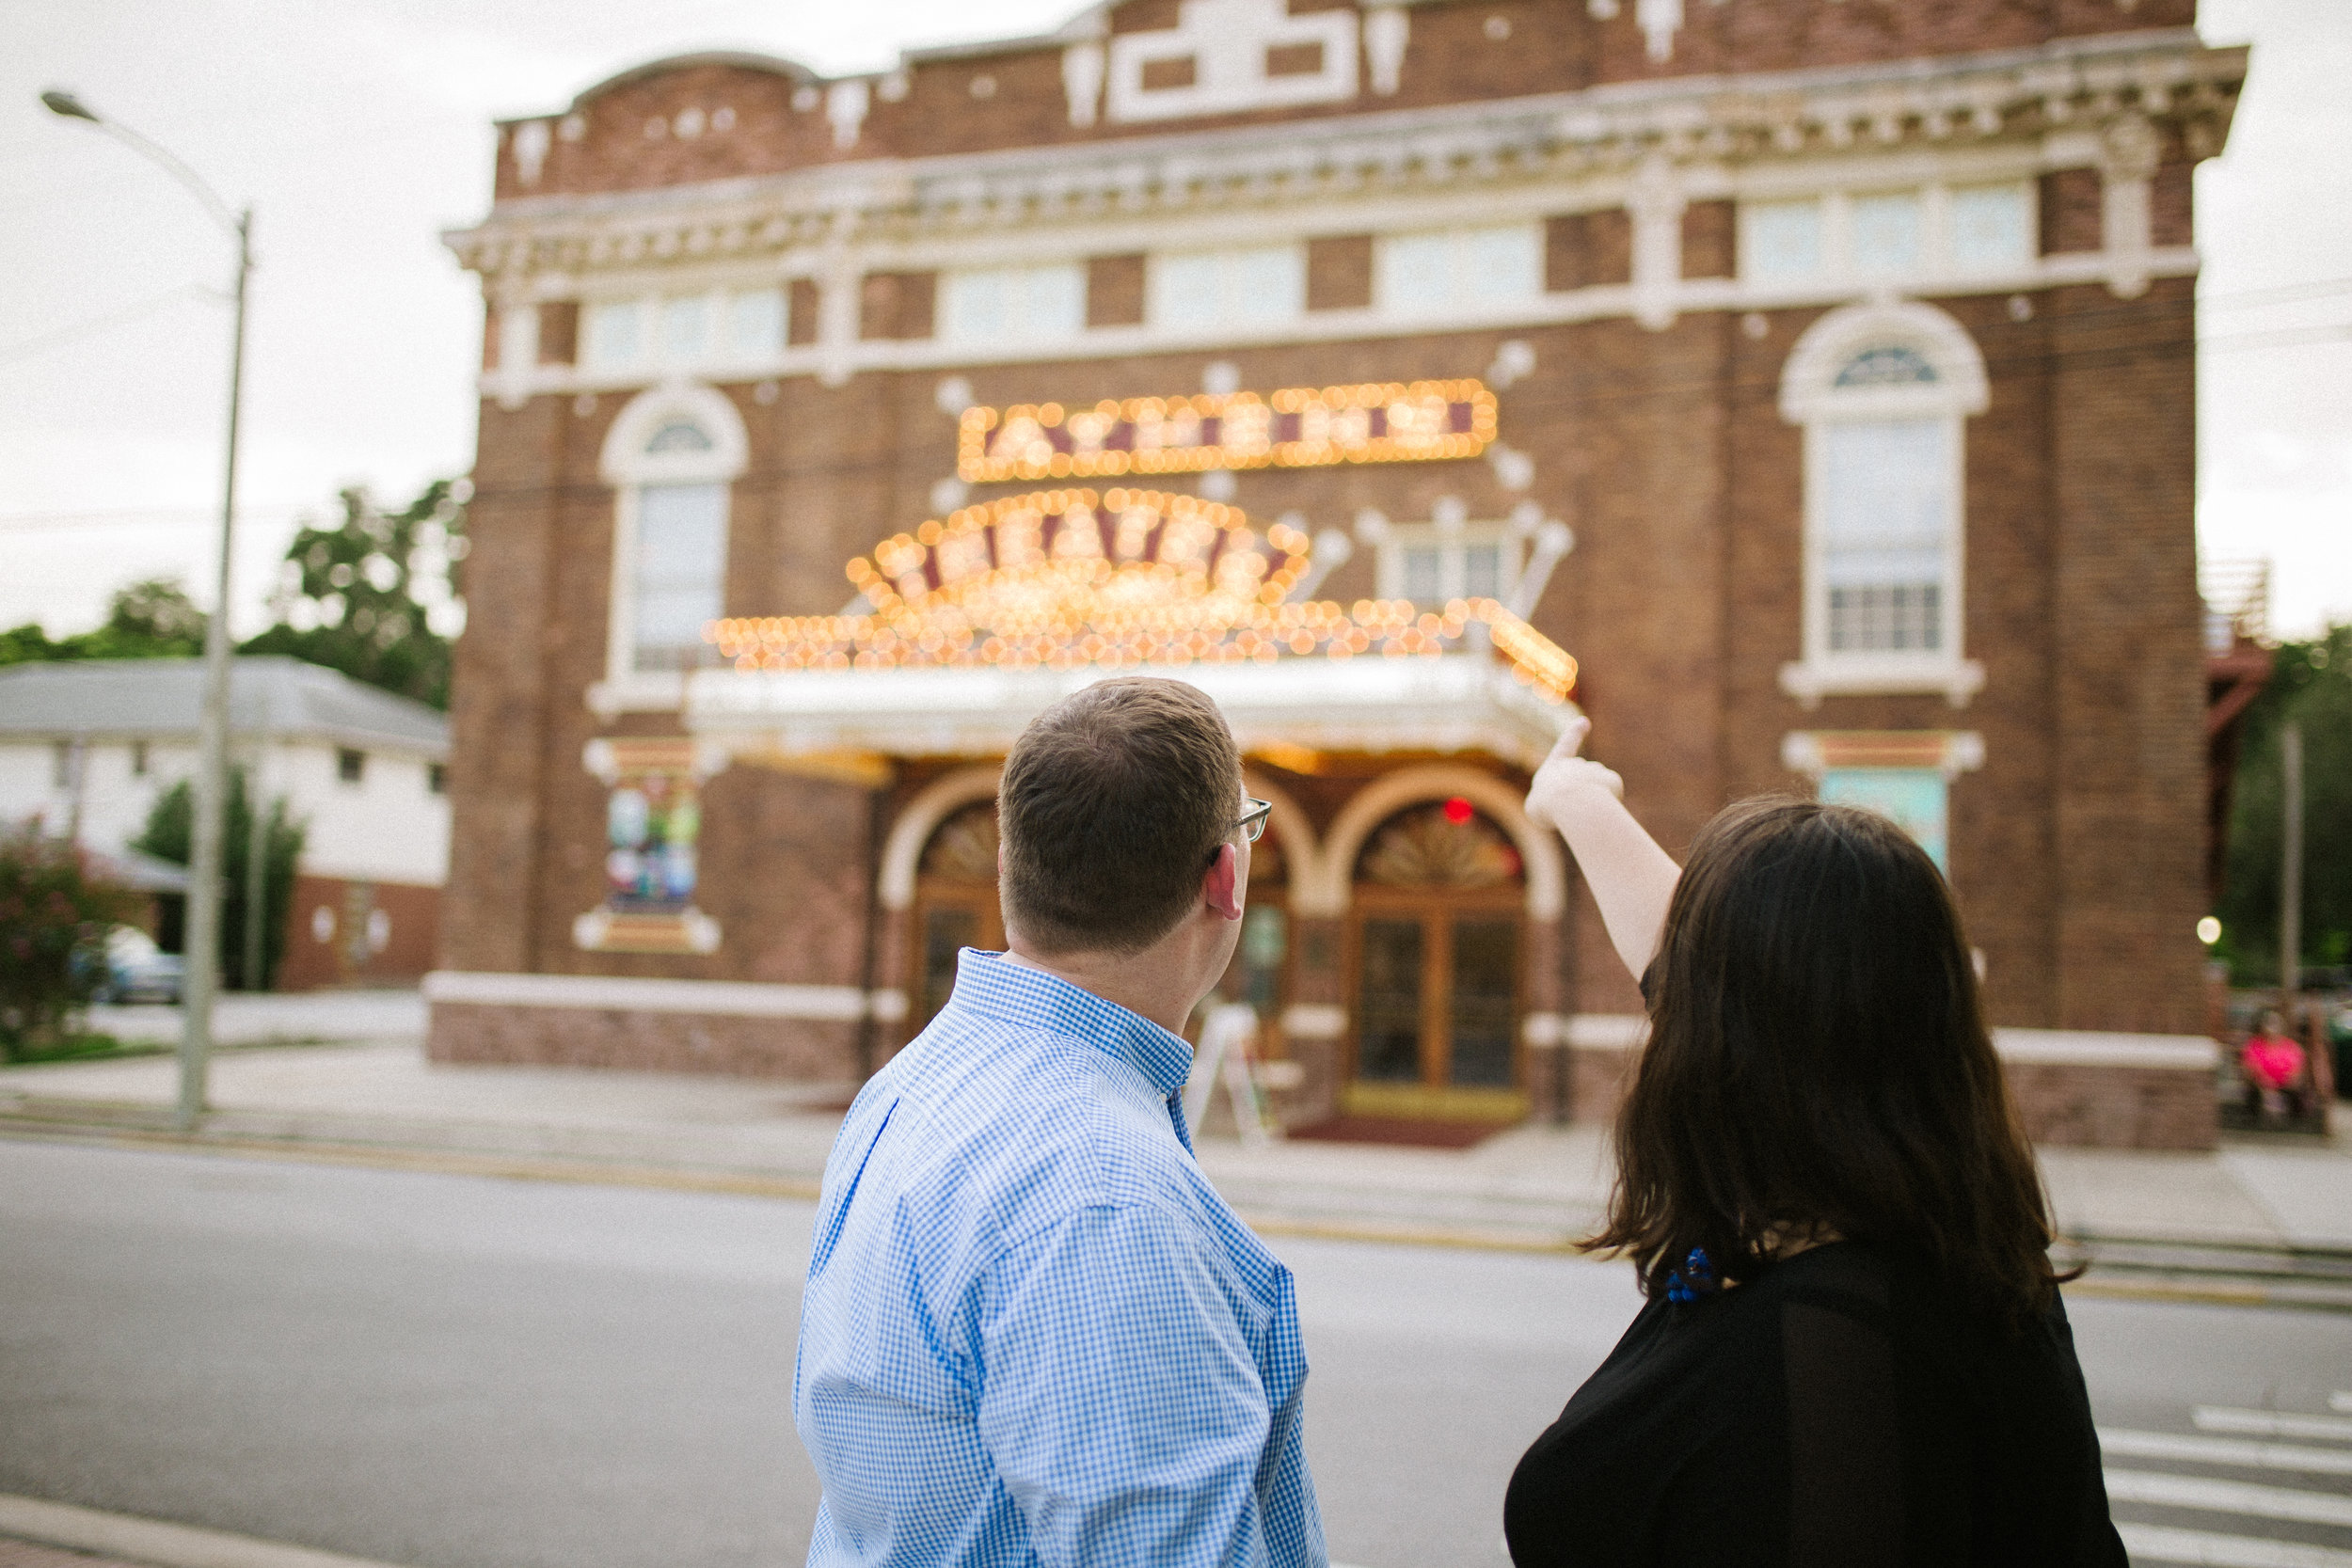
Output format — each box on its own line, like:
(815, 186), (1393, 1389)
(1584, 797), (2067, 1328)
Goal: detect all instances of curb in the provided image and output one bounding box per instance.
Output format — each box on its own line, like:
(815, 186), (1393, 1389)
(0, 1497), (406, 1568)
(0, 1118), (822, 1202)
(6, 1104), (2350, 1307)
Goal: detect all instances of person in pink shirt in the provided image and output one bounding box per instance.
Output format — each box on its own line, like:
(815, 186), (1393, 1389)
(2241, 1010), (2308, 1125)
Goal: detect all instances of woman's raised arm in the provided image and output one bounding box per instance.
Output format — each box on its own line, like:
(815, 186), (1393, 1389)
(1523, 718), (1680, 981)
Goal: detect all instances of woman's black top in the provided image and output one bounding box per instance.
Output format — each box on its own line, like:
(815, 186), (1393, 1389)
(1504, 1242), (2124, 1567)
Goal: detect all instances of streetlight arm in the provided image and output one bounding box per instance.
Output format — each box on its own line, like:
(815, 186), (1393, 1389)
(40, 87), (241, 239)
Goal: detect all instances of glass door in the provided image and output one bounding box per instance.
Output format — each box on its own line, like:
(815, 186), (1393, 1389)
(1343, 892), (1525, 1121)
(1341, 798), (1529, 1121)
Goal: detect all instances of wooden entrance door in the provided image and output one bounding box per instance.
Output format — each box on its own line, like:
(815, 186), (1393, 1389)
(1343, 798), (1528, 1122)
(1347, 891), (1525, 1120)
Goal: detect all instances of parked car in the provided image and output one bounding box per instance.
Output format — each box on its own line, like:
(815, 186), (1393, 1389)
(93, 926), (184, 1006)
(2331, 1003), (2352, 1101)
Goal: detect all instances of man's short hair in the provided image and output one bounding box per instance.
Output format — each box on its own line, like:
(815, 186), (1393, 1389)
(998, 677), (1243, 956)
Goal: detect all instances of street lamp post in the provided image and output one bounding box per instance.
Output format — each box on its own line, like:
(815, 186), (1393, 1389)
(42, 88), (252, 1131)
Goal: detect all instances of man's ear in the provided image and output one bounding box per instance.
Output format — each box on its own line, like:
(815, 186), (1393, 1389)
(1202, 842), (1245, 922)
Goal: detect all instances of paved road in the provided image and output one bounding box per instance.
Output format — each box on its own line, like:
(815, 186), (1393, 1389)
(2, 1140), (2346, 1568)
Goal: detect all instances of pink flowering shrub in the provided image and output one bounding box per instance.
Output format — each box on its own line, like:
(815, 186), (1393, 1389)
(0, 821), (138, 1056)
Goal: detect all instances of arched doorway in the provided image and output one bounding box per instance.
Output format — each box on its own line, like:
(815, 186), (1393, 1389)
(1344, 798), (1526, 1121)
(910, 800), (1003, 1029)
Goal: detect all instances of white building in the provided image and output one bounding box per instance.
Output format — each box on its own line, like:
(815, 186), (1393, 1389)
(0, 657), (450, 988)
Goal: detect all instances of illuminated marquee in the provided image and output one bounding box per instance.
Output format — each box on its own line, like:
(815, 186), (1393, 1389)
(957, 379), (1499, 484)
(706, 488), (1575, 703)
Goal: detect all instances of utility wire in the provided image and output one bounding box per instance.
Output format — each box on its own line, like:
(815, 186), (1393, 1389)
(0, 280), (219, 369)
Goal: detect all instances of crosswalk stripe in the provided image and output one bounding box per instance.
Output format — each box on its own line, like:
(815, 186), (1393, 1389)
(2117, 1523), (2352, 1567)
(2102, 1429), (2352, 1478)
(2197, 1409), (2352, 1444)
(2106, 1468), (2352, 1527)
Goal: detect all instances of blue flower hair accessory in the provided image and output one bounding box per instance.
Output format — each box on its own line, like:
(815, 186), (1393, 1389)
(1664, 1246), (1720, 1305)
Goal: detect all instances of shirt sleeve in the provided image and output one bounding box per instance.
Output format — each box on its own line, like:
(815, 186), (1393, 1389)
(976, 1202), (1277, 1568)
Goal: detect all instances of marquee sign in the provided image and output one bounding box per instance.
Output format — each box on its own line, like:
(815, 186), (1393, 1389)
(706, 488), (1576, 703)
(956, 379), (1498, 484)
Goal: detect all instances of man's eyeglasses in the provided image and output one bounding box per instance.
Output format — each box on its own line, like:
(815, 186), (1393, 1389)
(1209, 799), (1272, 868)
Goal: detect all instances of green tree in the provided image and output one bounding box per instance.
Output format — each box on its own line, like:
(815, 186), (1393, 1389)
(134, 768), (306, 991)
(0, 824), (140, 1056)
(2216, 623), (2352, 983)
(238, 478), (469, 708)
(0, 578), (209, 667)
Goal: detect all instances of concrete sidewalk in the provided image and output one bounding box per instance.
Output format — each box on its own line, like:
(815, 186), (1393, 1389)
(5, 1000), (2349, 1284)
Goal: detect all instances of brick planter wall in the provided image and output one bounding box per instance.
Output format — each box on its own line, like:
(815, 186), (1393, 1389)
(1565, 1016), (2219, 1151)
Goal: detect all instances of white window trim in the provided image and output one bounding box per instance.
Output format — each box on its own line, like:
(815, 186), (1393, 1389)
(1374, 223), (1545, 323)
(1740, 182), (2038, 291)
(1777, 300), (1989, 710)
(1147, 243), (1307, 333)
(1374, 521), (1526, 606)
(592, 382), (749, 717)
(940, 261), (1087, 349)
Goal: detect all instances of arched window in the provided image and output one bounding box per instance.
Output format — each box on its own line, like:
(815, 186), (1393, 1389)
(1778, 301), (1989, 709)
(596, 385), (749, 711)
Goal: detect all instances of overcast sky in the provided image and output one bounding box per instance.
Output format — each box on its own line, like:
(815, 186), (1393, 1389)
(1, 0), (2344, 638)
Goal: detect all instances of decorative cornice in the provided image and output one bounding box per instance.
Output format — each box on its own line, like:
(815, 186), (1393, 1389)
(447, 31), (2243, 283)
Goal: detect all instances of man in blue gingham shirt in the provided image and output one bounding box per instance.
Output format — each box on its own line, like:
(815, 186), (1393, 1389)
(795, 678), (1326, 1567)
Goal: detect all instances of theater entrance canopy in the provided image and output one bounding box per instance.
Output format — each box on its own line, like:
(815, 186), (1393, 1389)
(682, 486), (1580, 772)
(664, 484), (1582, 1128)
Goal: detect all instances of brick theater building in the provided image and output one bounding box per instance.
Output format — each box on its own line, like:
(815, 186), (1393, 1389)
(432, 0), (2246, 1146)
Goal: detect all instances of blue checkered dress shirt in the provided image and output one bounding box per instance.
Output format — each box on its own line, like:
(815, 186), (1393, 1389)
(794, 948), (1326, 1567)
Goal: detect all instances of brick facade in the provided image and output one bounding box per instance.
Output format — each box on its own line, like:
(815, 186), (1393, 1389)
(439, 0), (2245, 1146)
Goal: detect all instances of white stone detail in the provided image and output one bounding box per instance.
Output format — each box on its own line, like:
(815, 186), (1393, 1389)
(1486, 339), (1536, 388)
(511, 119), (550, 186)
(1508, 520), (1574, 619)
(1281, 1004), (1348, 1039)
(1565, 1013), (1648, 1050)
(1992, 1030), (2219, 1070)
(1637, 0), (1684, 63)
(1627, 151), (1686, 330)
(1487, 443), (1535, 492)
(425, 969), (897, 1020)
(1362, 5), (1409, 96)
(1105, 0), (1359, 124)
(825, 79), (870, 150)
(1062, 41), (1106, 128)
(2097, 112), (2162, 299)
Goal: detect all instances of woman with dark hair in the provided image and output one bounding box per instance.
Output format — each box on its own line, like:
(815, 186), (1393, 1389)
(1504, 720), (2123, 1567)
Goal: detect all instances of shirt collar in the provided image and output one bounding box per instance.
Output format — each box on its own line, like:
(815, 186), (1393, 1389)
(947, 948), (1196, 1099)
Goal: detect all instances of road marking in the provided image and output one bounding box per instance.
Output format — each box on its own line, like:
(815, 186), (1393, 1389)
(0, 1496), (408, 1568)
(2106, 1469), (2352, 1527)
(2197, 1408), (2352, 1443)
(2331, 1393), (2352, 1415)
(2117, 1524), (2352, 1567)
(2101, 1429), (2352, 1477)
